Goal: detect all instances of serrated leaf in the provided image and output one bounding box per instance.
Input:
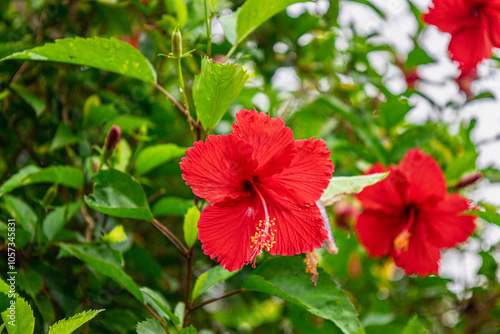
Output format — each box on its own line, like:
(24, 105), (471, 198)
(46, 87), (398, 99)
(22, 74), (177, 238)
(140, 287), (179, 326)
(1, 296), (35, 334)
(193, 58), (248, 131)
(58, 243), (143, 302)
(178, 326), (197, 334)
(43, 201), (82, 240)
(152, 197), (193, 217)
(403, 316), (427, 334)
(2, 195), (36, 238)
(191, 266), (237, 301)
(47, 309), (104, 334)
(321, 173), (389, 206)
(234, 0), (310, 46)
(136, 319), (165, 334)
(135, 144), (186, 175)
(243, 256), (361, 334)
(0, 166), (84, 197)
(1, 37), (157, 83)
(183, 206), (200, 248)
(84, 169), (153, 221)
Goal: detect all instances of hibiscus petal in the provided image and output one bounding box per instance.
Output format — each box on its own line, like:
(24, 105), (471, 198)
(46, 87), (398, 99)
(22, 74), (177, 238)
(231, 109), (296, 178)
(198, 196), (260, 272)
(260, 187), (328, 256)
(420, 194), (476, 249)
(398, 148), (447, 205)
(260, 138), (333, 203)
(180, 134), (257, 204)
(391, 221), (441, 276)
(356, 169), (408, 214)
(485, 6), (500, 47)
(448, 13), (493, 74)
(364, 162), (388, 175)
(423, 0), (473, 33)
(356, 211), (406, 257)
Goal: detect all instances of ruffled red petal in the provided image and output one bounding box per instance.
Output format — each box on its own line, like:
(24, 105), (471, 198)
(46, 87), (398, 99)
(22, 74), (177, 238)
(180, 134), (257, 205)
(260, 138), (333, 204)
(198, 196), (261, 272)
(391, 221), (441, 276)
(364, 162), (388, 175)
(356, 169), (408, 215)
(259, 187), (328, 256)
(420, 194), (476, 249)
(398, 148), (447, 205)
(423, 0), (473, 34)
(231, 109), (296, 178)
(356, 211), (406, 257)
(486, 6), (500, 47)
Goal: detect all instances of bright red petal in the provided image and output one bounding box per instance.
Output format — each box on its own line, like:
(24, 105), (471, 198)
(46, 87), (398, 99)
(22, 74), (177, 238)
(231, 109), (296, 178)
(356, 212), (406, 257)
(391, 221), (441, 276)
(485, 5), (500, 47)
(180, 134), (257, 204)
(423, 0), (472, 34)
(198, 196), (260, 272)
(420, 194), (476, 248)
(356, 169), (408, 215)
(260, 138), (333, 203)
(259, 187), (328, 256)
(398, 148), (447, 205)
(364, 162), (388, 175)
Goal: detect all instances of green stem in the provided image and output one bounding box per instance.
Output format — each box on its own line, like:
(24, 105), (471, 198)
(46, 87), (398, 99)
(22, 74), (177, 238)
(177, 57), (195, 140)
(204, 0), (212, 58)
(222, 43), (238, 63)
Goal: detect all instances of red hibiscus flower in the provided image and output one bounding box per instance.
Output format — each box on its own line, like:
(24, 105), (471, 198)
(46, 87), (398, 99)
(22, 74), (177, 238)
(423, 0), (500, 75)
(355, 148), (476, 276)
(180, 109), (334, 271)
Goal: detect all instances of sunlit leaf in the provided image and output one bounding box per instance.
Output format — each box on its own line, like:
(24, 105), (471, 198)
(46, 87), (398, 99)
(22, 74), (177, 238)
(321, 173), (389, 205)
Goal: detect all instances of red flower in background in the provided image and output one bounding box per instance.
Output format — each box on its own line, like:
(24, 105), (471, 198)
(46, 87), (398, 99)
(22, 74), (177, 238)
(423, 0), (500, 75)
(355, 148), (476, 276)
(180, 109), (333, 271)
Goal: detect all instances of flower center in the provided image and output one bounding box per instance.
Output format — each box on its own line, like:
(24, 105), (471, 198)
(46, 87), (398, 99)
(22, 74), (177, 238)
(247, 183), (277, 268)
(393, 206), (416, 255)
(472, 3), (484, 17)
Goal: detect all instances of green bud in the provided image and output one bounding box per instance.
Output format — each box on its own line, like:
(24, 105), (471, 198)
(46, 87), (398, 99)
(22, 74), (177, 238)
(171, 25), (182, 58)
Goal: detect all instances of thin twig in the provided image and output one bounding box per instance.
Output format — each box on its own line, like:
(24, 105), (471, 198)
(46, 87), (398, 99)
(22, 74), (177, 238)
(154, 82), (202, 134)
(188, 289), (244, 313)
(81, 205), (96, 242)
(150, 219), (189, 257)
(144, 303), (170, 334)
(222, 44), (238, 63)
(182, 247), (195, 327)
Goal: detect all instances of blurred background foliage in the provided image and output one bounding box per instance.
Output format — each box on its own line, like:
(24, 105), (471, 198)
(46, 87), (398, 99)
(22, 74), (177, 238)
(0, 0), (499, 333)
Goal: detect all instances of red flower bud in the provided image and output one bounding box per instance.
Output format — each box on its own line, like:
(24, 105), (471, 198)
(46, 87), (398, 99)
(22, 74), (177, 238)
(105, 125), (121, 151)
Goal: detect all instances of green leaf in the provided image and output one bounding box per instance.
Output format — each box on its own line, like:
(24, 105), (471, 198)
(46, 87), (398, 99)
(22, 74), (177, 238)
(0, 166), (84, 197)
(234, 0), (311, 46)
(43, 201), (82, 240)
(243, 256), (361, 334)
(135, 144), (186, 175)
(403, 316), (427, 334)
(445, 152), (477, 185)
(10, 84), (46, 116)
(482, 167), (500, 182)
(136, 319), (165, 334)
(50, 123), (83, 151)
(102, 225), (128, 244)
(84, 169), (153, 221)
(191, 266), (237, 301)
(406, 45), (434, 68)
(2, 195), (37, 238)
(193, 58), (248, 131)
(1, 37), (157, 83)
(178, 326), (197, 334)
(17, 268), (43, 298)
(379, 94), (412, 130)
(140, 287), (179, 326)
(58, 243), (144, 302)
(320, 173), (389, 205)
(152, 197), (193, 217)
(183, 206), (200, 248)
(47, 309), (104, 334)
(467, 210), (500, 226)
(1, 296), (35, 334)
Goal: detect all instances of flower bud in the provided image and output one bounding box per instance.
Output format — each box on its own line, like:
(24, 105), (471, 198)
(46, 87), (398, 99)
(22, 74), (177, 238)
(171, 26), (182, 59)
(105, 125), (121, 151)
